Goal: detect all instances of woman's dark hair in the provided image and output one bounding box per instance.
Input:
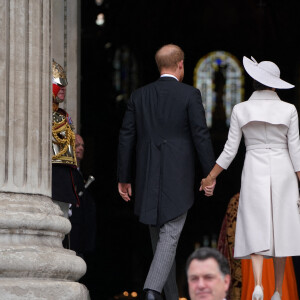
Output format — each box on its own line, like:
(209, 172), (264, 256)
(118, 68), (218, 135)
(253, 80), (273, 91)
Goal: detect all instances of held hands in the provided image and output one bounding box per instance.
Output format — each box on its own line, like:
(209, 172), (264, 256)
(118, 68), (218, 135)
(199, 174), (216, 197)
(119, 177), (215, 200)
(118, 182), (132, 201)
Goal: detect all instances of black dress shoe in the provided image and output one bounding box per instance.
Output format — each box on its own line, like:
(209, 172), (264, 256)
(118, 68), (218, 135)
(143, 289), (163, 300)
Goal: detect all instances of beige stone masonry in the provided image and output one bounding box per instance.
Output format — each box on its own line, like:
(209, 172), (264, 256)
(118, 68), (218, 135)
(0, 1), (89, 298)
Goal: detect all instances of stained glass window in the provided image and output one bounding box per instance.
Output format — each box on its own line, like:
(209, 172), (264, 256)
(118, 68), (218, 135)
(113, 46), (138, 102)
(194, 51), (244, 127)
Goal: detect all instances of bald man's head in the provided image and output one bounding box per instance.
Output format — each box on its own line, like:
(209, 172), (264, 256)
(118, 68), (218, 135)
(155, 44), (184, 73)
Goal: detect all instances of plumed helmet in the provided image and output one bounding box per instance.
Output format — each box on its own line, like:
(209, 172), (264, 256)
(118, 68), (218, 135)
(52, 60), (68, 87)
(52, 60), (68, 103)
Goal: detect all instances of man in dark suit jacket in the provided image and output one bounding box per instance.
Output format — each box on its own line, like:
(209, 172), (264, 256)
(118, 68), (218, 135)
(118, 44), (215, 300)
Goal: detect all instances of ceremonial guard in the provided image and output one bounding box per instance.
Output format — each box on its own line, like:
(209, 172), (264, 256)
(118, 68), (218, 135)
(52, 60), (80, 217)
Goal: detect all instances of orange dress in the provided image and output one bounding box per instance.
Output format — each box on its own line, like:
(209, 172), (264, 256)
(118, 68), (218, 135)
(218, 193), (299, 300)
(241, 258), (298, 300)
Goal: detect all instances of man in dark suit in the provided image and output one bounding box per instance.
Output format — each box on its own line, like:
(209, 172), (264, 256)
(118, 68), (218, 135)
(118, 44), (215, 300)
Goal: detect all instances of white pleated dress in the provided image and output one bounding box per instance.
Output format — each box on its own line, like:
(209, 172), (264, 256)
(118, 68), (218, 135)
(216, 90), (300, 259)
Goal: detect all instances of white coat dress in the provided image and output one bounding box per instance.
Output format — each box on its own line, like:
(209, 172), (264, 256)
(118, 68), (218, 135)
(217, 90), (300, 259)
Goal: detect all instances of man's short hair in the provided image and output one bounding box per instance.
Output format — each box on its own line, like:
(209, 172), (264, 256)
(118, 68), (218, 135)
(186, 247), (230, 277)
(155, 44), (184, 72)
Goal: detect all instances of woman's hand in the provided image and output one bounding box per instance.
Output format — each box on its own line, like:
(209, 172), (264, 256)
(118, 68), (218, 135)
(199, 164), (224, 196)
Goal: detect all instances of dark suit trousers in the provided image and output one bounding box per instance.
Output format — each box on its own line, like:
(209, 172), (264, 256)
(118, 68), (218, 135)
(144, 213), (187, 300)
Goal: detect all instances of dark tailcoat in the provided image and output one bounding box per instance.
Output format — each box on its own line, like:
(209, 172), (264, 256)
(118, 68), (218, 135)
(118, 77), (215, 226)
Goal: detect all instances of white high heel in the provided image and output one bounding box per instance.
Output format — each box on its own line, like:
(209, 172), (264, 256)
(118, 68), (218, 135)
(252, 285), (264, 300)
(271, 291), (281, 300)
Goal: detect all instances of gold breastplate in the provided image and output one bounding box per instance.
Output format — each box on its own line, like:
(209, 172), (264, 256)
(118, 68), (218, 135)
(52, 109), (77, 167)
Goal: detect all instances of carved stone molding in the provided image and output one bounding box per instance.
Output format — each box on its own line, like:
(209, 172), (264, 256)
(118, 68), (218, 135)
(0, 1), (89, 298)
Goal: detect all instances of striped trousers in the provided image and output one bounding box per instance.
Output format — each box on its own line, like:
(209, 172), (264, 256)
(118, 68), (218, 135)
(144, 212), (187, 300)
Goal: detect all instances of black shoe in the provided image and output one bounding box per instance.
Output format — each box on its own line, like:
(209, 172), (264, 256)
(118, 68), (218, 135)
(143, 289), (163, 300)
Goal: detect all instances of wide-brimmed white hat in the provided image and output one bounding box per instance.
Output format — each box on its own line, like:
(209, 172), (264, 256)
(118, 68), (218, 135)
(243, 56), (294, 89)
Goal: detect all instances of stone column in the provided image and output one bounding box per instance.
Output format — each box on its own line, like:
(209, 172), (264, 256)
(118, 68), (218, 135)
(52, 0), (81, 132)
(0, 1), (88, 299)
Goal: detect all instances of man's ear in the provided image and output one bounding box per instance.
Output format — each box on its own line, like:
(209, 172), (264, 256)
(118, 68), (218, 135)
(224, 274), (231, 292)
(178, 60), (184, 69)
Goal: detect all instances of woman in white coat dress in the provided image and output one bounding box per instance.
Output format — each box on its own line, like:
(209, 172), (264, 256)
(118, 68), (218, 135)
(201, 56), (300, 300)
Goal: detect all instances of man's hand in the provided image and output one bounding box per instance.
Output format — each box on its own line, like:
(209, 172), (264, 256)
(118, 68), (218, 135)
(199, 177), (216, 197)
(118, 182), (132, 201)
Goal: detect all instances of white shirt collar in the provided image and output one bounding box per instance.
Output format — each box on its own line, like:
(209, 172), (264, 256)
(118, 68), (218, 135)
(160, 74), (179, 81)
